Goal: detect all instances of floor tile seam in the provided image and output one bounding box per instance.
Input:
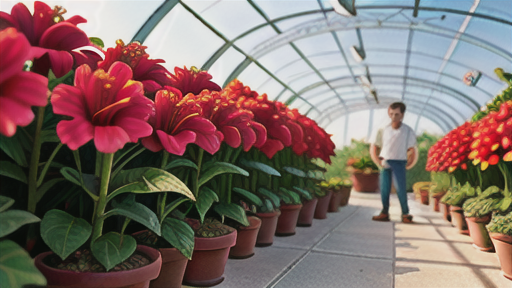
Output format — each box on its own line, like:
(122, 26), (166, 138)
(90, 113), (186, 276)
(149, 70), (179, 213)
(392, 221), (396, 288)
(395, 257), (502, 270)
(265, 206), (361, 288)
(310, 248), (394, 261)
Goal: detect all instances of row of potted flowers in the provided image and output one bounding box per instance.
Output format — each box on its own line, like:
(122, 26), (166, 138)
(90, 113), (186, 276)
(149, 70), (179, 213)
(424, 70), (512, 281)
(0, 2), (341, 287)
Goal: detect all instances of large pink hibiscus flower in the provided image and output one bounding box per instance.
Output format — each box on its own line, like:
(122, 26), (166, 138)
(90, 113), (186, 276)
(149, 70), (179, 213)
(0, 1), (102, 78)
(51, 62), (154, 153)
(0, 28), (48, 137)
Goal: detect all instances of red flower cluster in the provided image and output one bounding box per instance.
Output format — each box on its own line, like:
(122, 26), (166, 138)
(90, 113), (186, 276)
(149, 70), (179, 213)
(426, 122), (473, 172)
(468, 100), (512, 170)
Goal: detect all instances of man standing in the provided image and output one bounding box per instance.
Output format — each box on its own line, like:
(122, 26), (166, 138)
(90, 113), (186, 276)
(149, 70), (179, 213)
(370, 102), (418, 223)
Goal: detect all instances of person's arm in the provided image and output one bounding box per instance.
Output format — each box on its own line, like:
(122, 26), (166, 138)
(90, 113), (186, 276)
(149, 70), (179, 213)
(406, 146), (418, 170)
(370, 143), (382, 168)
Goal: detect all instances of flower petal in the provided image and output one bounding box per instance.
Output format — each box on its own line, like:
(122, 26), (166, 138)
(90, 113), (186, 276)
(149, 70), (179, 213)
(114, 117), (153, 142)
(0, 28), (31, 83)
(44, 49), (74, 78)
(141, 133), (163, 152)
(51, 84), (86, 118)
(0, 96), (35, 137)
(195, 131), (222, 155)
(56, 118), (94, 150)
(3, 71), (48, 107)
(259, 138), (284, 159)
(221, 126), (241, 149)
(94, 126), (130, 153)
(157, 130), (196, 156)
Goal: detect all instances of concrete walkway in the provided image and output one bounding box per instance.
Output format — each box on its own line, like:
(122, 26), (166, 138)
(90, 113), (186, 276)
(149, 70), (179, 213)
(186, 191), (510, 288)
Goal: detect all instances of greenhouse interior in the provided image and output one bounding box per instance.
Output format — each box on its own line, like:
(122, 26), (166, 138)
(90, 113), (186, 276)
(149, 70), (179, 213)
(0, 0), (511, 287)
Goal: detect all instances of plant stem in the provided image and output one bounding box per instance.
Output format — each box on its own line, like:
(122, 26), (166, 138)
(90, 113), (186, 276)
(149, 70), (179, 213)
(159, 151), (170, 220)
(27, 106), (46, 214)
(37, 143), (63, 187)
(498, 162), (510, 197)
(91, 153), (114, 242)
(193, 148), (204, 196)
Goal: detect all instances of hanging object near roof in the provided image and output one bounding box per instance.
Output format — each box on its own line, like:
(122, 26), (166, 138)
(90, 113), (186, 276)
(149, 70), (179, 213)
(463, 70), (482, 87)
(330, 0), (356, 17)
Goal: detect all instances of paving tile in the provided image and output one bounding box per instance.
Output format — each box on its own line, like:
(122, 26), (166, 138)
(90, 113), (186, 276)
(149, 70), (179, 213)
(273, 252), (393, 288)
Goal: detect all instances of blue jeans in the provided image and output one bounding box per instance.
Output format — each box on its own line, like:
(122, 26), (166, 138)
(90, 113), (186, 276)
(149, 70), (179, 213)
(380, 160), (409, 215)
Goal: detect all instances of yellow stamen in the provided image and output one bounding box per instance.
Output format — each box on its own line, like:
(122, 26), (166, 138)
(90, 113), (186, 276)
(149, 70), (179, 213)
(481, 161), (489, 171)
(171, 113), (200, 134)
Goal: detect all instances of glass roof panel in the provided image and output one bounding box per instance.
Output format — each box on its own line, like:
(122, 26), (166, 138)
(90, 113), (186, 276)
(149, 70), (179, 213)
(419, 0), (475, 11)
(252, 0), (320, 20)
(208, 47), (246, 86)
(464, 17), (512, 61)
(237, 63), (273, 92)
(273, 13), (324, 32)
(257, 45), (301, 74)
(255, 78), (285, 98)
(362, 28), (409, 51)
(293, 33), (340, 56)
(234, 25), (279, 52)
(307, 53), (348, 71)
(411, 30), (455, 55)
(476, 0), (512, 21)
(320, 67), (353, 81)
(408, 52), (445, 71)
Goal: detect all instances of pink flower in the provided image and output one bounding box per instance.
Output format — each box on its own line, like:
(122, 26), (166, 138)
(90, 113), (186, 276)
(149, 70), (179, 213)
(169, 66), (221, 96)
(141, 87), (222, 155)
(51, 62), (154, 153)
(0, 1), (102, 78)
(0, 28), (48, 137)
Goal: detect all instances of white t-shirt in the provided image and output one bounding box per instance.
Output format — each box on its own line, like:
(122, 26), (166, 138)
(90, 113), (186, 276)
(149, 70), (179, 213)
(371, 123), (416, 160)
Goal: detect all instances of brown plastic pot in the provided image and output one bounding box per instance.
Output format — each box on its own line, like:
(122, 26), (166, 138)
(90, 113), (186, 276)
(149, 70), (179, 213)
(465, 214), (494, 252)
(183, 230), (237, 287)
(351, 172), (379, 192)
(441, 203), (451, 222)
(297, 197), (318, 227)
(150, 247), (188, 288)
(450, 206), (469, 235)
(339, 186), (352, 206)
(229, 216), (261, 259)
(328, 191), (343, 212)
(255, 210), (281, 247)
(35, 245), (162, 288)
(419, 189), (429, 205)
(314, 190), (332, 219)
(489, 233), (512, 281)
(275, 203), (303, 236)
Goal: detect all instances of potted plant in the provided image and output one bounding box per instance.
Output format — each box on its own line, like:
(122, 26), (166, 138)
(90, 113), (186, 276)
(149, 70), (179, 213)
(429, 171), (451, 212)
(347, 156), (380, 192)
(413, 182), (431, 205)
(327, 177), (343, 212)
(314, 181), (333, 219)
(487, 212), (512, 280)
(339, 178), (353, 207)
(440, 182), (477, 235)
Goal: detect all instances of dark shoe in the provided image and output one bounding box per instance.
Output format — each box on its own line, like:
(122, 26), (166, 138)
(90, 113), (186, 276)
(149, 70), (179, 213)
(372, 213), (390, 222)
(402, 214), (413, 224)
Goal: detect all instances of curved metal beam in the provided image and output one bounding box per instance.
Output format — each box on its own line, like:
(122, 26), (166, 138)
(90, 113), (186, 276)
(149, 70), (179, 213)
(131, 0), (180, 43)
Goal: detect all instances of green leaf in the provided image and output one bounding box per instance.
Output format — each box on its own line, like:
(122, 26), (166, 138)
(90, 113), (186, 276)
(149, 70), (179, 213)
(36, 178), (65, 202)
(60, 167), (98, 196)
(279, 188), (301, 204)
(91, 232), (136, 271)
(40, 130), (60, 143)
(0, 210), (40, 238)
(0, 134), (28, 167)
(0, 161), (27, 183)
(500, 197), (512, 212)
(293, 186), (313, 201)
(239, 159), (281, 176)
(40, 209), (92, 260)
(0, 240), (47, 288)
(258, 188), (281, 208)
(481, 186), (501, 198)
(198, 162), (249, 187)
(263, 199), (274, 212)
(89, 37), (104, 48)
(162, 197), (190, 220)
(0, 195), (14, 213)
(164, 158), (198, 171)
(109, 167), (194, 201)
(195, 186), (218, 223)
(282, 166), (306, 177)
(161, 218), (194, 260)
(233, 187), (263, 206)
(214, 203), (250, 226)
(111, 195), (161, 236)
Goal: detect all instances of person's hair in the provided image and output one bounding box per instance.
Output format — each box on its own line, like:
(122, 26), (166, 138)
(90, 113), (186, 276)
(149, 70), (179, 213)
(389, 102), (406, 114)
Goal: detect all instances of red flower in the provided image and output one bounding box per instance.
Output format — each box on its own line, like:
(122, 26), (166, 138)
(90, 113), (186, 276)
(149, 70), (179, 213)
(141, 87), (221, 155)
(169, 66), (221, 96)
(0, 1), (102, 78)
(0, 28), (48, 137)
(98, 40), (172, 97)
(51, 62), (154, 153)
(426, 121), (473, 172)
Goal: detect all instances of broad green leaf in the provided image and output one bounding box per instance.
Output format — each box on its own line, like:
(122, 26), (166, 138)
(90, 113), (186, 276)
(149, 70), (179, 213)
(293, 186), (313, 201)
(0, 161), (27, 183)
(239, 159), (281, 176)
(89, 37), (104, 48)
(499, 197), (512, 212)
(233, 187), (263, 206)
(195, 186), (218, 223)
(282, 166), (306, 177)
(0, 134), (28, 167)
(263, 199), (274, 212)
(40, 209), (92, 260)
(36, 178), (65, 202)
(40, 130), (60, 143)
(279, 188), (301, 204)
(214, 203), (250, 226)
(481, 186), (501, 198)
(109, 167), (194, 201)
(198, 162), (249, 187)
(0, 196), (14, 213)
(258, 188), (281, 208)
(0, 240), (46, 288)
(111, 196), (161, 236)
(91, 232), (136, 271)
(60, 167), (98, 196)
(161, 218), (194, 260)
(276, 189), (291, 204)
(162, 197), (190, 220)
(0, 210), (40, 238)
(164, 159), (198, 171)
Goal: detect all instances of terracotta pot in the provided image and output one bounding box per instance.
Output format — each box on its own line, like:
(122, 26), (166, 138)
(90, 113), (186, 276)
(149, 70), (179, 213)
(489, 233), (512, 281)
(229, 216), (261, 259)
(275, 203), (303, 236)
(314, 190), (332, 219)
(183, 230), (237, 287)
(419, 189), (429, 205)
(150, 248), (188, 288)
(35, 245), (162, 288)
(255, 210), (281, 247)
(450, 206), (469, 235)
(328, 190), (343, 212)
(297, 198), (318, 227)
(431, 192), (446, 212)
(351, 172), (379, 192)
(465, 214), (494, 252)
(441, 203), (451, 222)
(339, 186), (352, 206)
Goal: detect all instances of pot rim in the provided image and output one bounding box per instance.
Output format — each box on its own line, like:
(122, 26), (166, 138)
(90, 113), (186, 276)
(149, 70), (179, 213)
(193, 230), (237, 251)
